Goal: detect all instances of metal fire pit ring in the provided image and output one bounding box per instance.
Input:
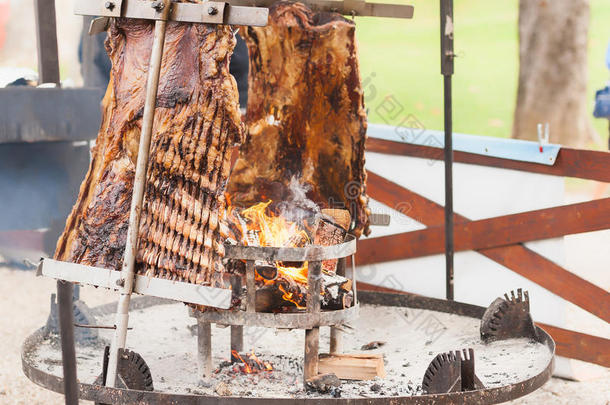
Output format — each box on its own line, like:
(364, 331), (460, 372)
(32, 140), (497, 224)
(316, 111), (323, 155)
(189, 304), (359, 329)
(223, 233), (357, 261)
(21, 291), (555, 404)
(192, 233), (359, 329)
(193, 234), (359, 382)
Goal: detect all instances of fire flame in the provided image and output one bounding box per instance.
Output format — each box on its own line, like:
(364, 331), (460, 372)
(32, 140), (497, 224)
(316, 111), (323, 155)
(278, 284), (305, 310)
(232, 200), (310, 289)
(231, 349), (273, 373)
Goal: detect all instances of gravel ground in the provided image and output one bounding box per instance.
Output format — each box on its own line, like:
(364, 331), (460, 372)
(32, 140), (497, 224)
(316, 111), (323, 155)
(1, 264), (608, 404)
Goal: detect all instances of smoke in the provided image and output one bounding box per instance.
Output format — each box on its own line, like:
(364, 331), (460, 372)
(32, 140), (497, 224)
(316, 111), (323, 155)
(275, 177), (321, 225)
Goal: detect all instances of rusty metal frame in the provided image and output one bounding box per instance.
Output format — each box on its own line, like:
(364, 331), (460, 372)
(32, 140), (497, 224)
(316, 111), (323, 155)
(189, 304), (358, 329)
(75, 0), (269, 26)
(227, 0), (414, 19)
(225, 234), (357, 261)
(21, 291), (555, 404)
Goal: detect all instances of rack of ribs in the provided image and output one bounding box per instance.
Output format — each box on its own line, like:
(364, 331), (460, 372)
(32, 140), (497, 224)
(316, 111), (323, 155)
(54, 18), (244, 287)
(227, 1), (371, 237)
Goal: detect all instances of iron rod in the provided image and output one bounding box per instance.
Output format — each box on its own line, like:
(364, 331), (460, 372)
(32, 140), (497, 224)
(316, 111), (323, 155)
(56, 281), (79, 404)
(197, 321), (213, 377)
(330, 257), (346, 353)
(246, 261), (256, 313)
(34, 0), (79, 401)
(440, 0), (454, 300)
(304, 261), (322, 383)
(34, 0), (60, 84)
(230, 275), (244, 353)
(105, 0), (171, 387)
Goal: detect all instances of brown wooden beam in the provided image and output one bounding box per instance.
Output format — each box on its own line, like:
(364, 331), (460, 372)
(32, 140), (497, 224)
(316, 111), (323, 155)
(358, 197), (610, 261)
(366, 137), (610, 183)
(363, 171), (610, 323)
(536, 323), (610, 368)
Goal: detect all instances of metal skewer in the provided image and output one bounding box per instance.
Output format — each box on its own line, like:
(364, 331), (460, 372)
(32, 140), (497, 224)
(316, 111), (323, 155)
(104, 0), (171, 387)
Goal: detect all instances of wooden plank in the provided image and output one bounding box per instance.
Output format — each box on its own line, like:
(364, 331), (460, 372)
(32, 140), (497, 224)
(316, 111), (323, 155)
(480, 245), (610, 323)
(318, 353), (386, 380)
(366, 137), (610, 183)
(358, 197), (610, 261)
(362, 172), (610, 322)
(537, 323), (610, 368)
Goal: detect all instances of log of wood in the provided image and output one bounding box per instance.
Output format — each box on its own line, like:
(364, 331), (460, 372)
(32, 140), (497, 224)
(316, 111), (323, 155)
(54, 16), (243, 287)
(227, 1), (371, 237)
(318, 353), (386, 380)
(305, 373), (342, 394)
(315, 209), (350, 274)
(253, 272), (353, 312)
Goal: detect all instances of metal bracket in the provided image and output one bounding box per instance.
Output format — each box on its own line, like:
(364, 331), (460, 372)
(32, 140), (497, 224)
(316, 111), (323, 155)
(227, 0), (413, 19)
(89, 16), (111, 34)
(38, 258), (232, 309)
(75, 0), (269, 26)
(76, 0), (123, 17)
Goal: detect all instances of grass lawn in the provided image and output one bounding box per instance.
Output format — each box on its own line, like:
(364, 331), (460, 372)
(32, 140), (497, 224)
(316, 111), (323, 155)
(356, 0), (610, 148)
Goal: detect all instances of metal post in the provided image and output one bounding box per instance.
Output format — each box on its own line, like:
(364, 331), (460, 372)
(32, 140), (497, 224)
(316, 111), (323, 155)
(197, 321), (213, 377)
(105, 0), (171, 387)
(330, 257), (346, 353)
(246, 261), (256, 313)
(440, 0), (455, 300)
(230, 275), (243, 354)
(304, 261), (322, 384)
(34, 1), (78, 402)
(56, 281), (79, 404)
(34, 0), (60, 85)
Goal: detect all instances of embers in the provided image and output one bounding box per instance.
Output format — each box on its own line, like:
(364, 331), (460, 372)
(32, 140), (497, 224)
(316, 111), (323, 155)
(230, 350), (273, 374)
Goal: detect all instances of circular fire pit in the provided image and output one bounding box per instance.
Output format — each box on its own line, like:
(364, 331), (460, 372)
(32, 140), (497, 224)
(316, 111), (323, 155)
(190, 234), (359, 383)
(21, 291), (555, 404)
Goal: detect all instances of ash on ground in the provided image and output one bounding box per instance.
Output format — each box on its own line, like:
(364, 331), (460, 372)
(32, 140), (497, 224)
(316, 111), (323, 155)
(28, 303), (551, 399)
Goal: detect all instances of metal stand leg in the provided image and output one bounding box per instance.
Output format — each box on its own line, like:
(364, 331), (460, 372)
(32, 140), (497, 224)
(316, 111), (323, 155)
(329, 327), (342, 354)
(230, 275), (243, 355)
(304, 327), (320, 381)
(57, 280), (79, 404)
(231, 326), (243, 354)
(197, 321), (213, 378)
(304, 261), (322, 384)
(330, 257), (346, 354)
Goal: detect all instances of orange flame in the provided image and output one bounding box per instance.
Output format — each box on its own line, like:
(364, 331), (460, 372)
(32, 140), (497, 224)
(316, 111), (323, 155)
(278, 284), (305, 309)
(230, 200), (311, 308)
(231, 349), (273, 373)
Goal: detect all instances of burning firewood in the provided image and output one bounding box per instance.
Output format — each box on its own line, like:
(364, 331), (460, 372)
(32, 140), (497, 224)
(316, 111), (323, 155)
(315, 209), (351, 274)
(226, 201), (353, 312)
(227, 1), (371, 237)
(305, 373), (342, 396)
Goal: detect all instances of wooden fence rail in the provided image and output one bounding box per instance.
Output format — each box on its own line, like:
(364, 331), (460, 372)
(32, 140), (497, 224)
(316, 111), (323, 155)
(366, 137), (610, 182)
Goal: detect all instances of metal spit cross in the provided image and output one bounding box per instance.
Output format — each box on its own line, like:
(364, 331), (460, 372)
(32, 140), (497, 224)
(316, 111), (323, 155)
(38, 0), (414, 398)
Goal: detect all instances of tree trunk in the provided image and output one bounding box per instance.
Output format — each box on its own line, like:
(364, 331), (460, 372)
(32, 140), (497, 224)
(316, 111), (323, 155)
(512, 0), (595, 147)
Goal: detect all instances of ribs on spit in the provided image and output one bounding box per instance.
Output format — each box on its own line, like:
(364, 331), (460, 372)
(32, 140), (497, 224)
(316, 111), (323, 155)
(54, 18), (244, 287)
(227, 1), (371, 237)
